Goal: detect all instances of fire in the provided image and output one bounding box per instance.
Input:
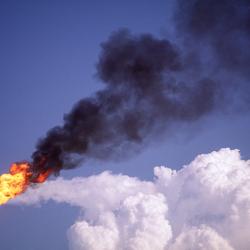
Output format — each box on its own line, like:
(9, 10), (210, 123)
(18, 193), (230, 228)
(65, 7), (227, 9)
(0, 162), (52, 205)
(32, 169), (53, 183)
(0, 163), (31, 205)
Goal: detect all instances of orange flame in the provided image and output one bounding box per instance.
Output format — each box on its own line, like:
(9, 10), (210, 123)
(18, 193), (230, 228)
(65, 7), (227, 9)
(0, 162), (52, 205)
(32, 169), (53, 183)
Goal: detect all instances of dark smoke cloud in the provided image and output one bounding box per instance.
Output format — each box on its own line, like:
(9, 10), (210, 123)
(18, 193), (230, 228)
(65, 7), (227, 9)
(173, 0), (250, 112)
(31, 29), (217, 176)
(30, 0), (249, 177)
(175, 0), (250, 78)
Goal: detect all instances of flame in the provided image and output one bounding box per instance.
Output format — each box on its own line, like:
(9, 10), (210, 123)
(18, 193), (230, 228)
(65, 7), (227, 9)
(0, 162), (52, 205)
(32, 169), (53, 183)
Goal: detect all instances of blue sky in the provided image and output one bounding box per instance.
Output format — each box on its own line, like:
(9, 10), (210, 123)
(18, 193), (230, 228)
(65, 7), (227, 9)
(0, 1), (249, 250)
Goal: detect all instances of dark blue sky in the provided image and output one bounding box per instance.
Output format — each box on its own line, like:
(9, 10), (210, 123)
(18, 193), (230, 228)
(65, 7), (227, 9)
(0, 1), (249, 250)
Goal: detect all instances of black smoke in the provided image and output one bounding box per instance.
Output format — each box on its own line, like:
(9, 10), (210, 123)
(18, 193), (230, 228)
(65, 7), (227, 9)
(30, 0), (249, 177)
(175, 0), (250, 76)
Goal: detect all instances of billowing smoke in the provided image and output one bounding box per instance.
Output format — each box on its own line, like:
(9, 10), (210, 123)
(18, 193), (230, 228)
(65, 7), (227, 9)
(14, 148), (250, 250)
(31, 30), (217, 177)
(174, 0), (250, 105)
(30, 0), (250, 177)
(175, 0), (250, 77)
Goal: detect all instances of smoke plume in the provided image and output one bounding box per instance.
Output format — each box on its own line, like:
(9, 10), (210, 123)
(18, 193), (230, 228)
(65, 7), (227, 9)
(30, 0), (250, 177)
(31, 30), (217, 177)
(174, 0), (250, 104)
(14, 148), (250, 250)
(175, 0), (250, 76)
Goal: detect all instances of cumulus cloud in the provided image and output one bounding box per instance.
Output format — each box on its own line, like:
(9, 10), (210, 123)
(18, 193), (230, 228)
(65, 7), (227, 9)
(169, 225), (234, 250)
(13, 148), (250, 250)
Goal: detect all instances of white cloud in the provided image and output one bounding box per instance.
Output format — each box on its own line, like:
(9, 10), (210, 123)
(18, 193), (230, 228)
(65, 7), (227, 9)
(13, 148), (250, 250)
(169, 225), (234, 250)
(68, 212), (119, 250)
